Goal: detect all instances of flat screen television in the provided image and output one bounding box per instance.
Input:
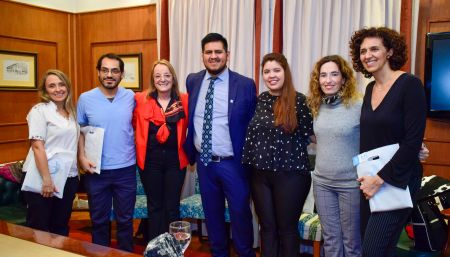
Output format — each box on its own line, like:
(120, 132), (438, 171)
(424, 31), (450, 121)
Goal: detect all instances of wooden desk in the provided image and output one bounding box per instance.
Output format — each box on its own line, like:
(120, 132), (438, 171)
(0, 220), (141, 257)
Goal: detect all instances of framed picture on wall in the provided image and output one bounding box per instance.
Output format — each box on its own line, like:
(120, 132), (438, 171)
(119, 53), (142, 91)
(0, 50), (38, 90)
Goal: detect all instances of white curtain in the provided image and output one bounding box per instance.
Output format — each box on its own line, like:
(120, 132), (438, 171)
(156, 0), (256, 202)
(256, 0), (277, 92)
(282, 0), (401, 94)
(163, 0), (255, 93)
(158, 0), (257, 242)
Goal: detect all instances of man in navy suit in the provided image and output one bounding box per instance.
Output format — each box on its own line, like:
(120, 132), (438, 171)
(184, 33), (256, 257)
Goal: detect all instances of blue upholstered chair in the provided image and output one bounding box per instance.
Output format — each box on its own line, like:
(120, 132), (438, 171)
(111, 169), (148, 220)
(179, 171), (230, 221)
(179, 172), (230, 239)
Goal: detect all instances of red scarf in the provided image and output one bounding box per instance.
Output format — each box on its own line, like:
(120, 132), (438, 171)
(147, 97), (185, 144)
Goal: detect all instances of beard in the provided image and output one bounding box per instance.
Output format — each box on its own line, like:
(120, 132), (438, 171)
(205, 58), (227, 76)
(206, 65), (227, 76)
(99, 76), (121, 90)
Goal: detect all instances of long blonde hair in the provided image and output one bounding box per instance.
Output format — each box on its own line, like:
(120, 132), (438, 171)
(307, 55), (359, 117)
(39, 69), (76, 120)
(147, 59), (180, 98)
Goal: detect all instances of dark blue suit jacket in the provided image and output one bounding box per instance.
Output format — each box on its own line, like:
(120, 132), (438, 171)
(184, 69), (257, 165)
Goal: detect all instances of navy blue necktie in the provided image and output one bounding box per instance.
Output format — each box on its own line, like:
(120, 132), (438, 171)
(200, 77), (218, 165)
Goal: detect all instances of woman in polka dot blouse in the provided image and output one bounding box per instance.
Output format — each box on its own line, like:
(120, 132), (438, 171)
(242, 52), (314, 257)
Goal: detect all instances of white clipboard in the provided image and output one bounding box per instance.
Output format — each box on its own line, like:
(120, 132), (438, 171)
(353, 143), (413, 212)
(81, 126), (104, 174)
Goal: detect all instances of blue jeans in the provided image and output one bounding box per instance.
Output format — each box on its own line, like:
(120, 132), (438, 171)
(84, 165), (136, 252)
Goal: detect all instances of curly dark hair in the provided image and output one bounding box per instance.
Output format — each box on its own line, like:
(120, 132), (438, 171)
(349, 27), (407, 78)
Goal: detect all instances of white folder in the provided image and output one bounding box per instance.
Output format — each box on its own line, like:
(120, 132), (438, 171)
(22, 150), (75, 199)
(353, 143), (413, 212)
(81, 126), (104, 174)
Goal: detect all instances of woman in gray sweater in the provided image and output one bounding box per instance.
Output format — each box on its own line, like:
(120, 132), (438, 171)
(307, 55), (429, 257)
(307, 55), (362, 257)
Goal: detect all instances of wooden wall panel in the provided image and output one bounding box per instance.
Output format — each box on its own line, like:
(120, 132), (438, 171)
(75, 6), (157, 96)
(0, 141), (30, 163)
(0, 2), (157, 164)
(0, 0), (73, 163)
(416, 0), (450, 179)
(90, 40), (157, 92)
(0, 123), (28, 142)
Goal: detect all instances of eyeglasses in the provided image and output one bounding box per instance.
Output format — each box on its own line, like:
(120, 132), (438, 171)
(100, 67), (121, 75)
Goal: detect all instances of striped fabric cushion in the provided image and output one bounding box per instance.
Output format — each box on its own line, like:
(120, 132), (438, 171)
(298, 212), (322, 241)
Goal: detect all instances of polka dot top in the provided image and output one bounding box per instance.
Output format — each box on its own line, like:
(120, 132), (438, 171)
(242, 91), (313, 172)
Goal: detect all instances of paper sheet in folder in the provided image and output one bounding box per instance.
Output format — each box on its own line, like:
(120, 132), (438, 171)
(353, 143), (412, 212)
(81, 126), (104, 174)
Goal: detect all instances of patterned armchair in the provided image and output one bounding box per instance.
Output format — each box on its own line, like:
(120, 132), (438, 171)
(179, 172), (230, 239)
(298, 212), (322, 257)
(297, 154), (322, 257)
(0, 161), (26, 225)
(111, 169), (148, 220)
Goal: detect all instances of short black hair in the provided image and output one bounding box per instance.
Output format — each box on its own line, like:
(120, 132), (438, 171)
(201, 33), (228, 52)
(96, 53), (124, 72)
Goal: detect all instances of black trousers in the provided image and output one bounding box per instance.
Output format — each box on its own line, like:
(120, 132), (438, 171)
(24, 176), (79, 236)
(360, 175), (421, 257)
(140, 149), (186, 241)
(250, 169), (311, 257)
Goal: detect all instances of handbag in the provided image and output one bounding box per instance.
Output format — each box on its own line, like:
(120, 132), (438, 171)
(412, 175), (450, 251)
(353, 143), (413, 212)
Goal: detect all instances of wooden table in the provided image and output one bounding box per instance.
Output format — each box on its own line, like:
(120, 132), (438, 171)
(0, 220), (142, 257)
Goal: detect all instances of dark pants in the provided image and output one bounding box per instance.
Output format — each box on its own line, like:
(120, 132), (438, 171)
(251, 169), (311, 257)
(360, 175), (421, 257)
(24, 176), (79, 236)
(197, 156), (255, 257)
(140, 149), (186, 241)
(84, 165), (136, 252)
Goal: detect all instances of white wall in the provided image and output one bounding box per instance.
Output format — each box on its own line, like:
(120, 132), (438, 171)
(11, 0), (156, 13)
